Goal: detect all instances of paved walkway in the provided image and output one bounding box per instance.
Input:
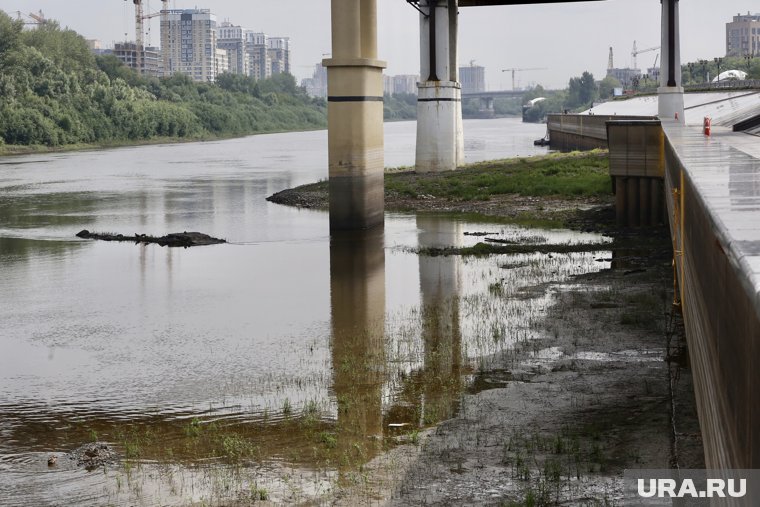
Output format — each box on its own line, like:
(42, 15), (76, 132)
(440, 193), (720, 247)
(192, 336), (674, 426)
(662, 121), (760, 308)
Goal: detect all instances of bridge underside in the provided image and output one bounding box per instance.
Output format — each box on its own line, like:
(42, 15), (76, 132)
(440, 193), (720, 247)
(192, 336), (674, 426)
(458, 0), (601, 6)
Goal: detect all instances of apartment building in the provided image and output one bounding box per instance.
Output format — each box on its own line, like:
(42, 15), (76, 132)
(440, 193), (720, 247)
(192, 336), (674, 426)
(161, 9), (218, 82)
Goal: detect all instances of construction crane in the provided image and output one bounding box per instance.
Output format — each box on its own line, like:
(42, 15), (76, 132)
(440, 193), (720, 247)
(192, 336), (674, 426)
(501, 67), (548, 91)
(15, 10), (48, 26)
(127, 0), (168, 75)
(631, 40), (659, 71)
(28, 10), (48, 25)
(648, 53), (660, 80)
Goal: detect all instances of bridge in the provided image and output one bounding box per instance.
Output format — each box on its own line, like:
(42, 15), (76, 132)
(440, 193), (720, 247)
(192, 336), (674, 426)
(322, 0), (603, 230)
(320, 0), (760, 471)
(461, 89), (533, 115)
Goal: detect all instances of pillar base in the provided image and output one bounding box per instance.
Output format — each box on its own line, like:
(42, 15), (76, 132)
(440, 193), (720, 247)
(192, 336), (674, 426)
(415, 81), (464, 173)
(658, 87), (685, 124)
(324, 58), (386, 231)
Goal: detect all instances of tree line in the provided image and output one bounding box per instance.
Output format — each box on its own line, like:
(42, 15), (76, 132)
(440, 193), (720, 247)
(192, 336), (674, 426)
(0, 12), (326, 148)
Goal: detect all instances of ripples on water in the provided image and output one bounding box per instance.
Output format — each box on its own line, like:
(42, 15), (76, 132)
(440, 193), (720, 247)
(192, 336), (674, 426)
(0, 119), (612, 505)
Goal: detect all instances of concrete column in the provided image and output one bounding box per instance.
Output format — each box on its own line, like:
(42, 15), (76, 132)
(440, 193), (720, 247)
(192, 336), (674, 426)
(639, 178), (652, 226)
(416, 0), (465, 172)
(651, 178), (663, 225)
(658, 0), (684, 123)
(324, 0), (386, 230)
(615, 176), (627, 226)
(626, 178), (640, 227)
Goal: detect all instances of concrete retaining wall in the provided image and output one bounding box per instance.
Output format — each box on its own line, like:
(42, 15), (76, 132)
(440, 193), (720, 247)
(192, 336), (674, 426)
(607, 120), (666, 227)
(547, 114), (655, 151)
(663, 124), (760, 469)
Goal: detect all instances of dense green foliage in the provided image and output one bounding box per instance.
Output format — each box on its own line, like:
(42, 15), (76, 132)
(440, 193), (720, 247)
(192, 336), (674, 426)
(385, 152), (610, 201)
(383, 92), (417, 120)
(0, 12), (326, 148)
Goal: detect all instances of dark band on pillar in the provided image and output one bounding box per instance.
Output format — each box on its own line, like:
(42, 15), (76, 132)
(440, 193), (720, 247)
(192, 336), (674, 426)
(327, 96), (384, 102)
(667, 0), (677, 87)
(418, 98), (461, 102)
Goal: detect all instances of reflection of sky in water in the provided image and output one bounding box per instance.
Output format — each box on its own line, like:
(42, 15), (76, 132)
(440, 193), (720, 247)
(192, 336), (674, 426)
(1, 119), (593, 505)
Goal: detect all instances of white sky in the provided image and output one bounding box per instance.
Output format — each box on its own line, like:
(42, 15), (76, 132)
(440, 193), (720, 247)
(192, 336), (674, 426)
(1, 0), (757, 90)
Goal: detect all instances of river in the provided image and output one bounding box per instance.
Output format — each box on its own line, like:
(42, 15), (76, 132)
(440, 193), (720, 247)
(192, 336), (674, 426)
(0, 118), (611, 505)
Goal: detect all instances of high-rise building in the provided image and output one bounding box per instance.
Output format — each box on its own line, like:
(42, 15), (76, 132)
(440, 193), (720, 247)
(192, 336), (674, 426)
(383, 75), (419, 95)
(114, 43), (164, 78)
(245, 31), (271, 80)
(215, 47), (230, 76)
(302, 63), (327, 98)
(393, 75), (419, 95)
(217, 22), (248, 75)
(383, 75), (395, 95)
(726, 12), (760, 56)
(161, 9), (218, 82)
(267, 37), (291, 75)
(460, 64), (485, 93)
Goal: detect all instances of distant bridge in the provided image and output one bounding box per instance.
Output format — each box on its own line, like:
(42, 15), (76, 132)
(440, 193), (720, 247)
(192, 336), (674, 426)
(461, 89), (558, 114)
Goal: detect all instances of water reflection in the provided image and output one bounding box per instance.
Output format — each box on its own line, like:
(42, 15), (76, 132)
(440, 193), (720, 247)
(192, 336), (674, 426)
(416, 216), (464, 423)
(0, 120), (557, 504)
(329, 229), (386, 464)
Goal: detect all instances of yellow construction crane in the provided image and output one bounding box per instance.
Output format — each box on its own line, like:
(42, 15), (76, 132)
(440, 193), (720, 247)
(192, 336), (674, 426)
(501, 67), (548, 91)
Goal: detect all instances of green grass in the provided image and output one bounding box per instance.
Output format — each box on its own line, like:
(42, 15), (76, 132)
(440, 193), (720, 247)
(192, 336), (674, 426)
(385, 151), (610, 201)
(419, 240), (611, 257)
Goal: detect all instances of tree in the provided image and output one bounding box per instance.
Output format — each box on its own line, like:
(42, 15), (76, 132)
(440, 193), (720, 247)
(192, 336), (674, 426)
(566, 71), (597, 110)
(0, 11), (23, 66)
(598, 76), (621, 100)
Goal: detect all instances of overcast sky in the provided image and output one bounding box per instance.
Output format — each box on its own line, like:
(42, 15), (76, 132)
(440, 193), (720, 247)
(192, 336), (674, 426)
(1, 0), (757, 89)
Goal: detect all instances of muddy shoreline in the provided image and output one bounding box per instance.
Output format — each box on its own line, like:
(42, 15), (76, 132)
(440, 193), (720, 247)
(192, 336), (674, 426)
(387, 236), (704, 505)
(267, 169), (704, 505)
(267, 181), (610, 229)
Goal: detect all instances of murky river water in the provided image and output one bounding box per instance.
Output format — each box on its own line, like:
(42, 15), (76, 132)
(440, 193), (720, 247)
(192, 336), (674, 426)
(0, 118), (612, 505)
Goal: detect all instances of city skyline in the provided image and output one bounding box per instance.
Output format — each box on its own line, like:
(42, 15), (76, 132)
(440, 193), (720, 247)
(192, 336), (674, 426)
(1, 0), (758, 89)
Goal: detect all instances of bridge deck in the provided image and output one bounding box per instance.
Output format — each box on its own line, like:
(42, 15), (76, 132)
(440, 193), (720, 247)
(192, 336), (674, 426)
(663, 122), (760, 468)
(459, 0), (602, 6)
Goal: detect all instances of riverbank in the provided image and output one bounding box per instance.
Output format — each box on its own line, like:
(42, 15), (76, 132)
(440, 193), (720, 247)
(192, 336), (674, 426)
(387, 230), (704, 505)
(0, 126), (327, 158)
(266, 153), (705, 505)
(267, 151), (613, 228)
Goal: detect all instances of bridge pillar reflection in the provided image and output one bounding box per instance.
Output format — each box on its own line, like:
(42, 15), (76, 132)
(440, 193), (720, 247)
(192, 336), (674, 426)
(416, 0), (465, 172)
(417, 216), (463, 422)
(324, 0), (386, 230)
(658, 0), (684, 123)
(330, 229), (386, 458)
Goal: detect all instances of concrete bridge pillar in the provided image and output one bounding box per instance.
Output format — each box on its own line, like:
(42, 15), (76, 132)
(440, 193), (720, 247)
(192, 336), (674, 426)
(479, 96), (495, 117)
(416, 0), (465, 173)
(324, 0), (386, 230)
(658, 0), (684, 123)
